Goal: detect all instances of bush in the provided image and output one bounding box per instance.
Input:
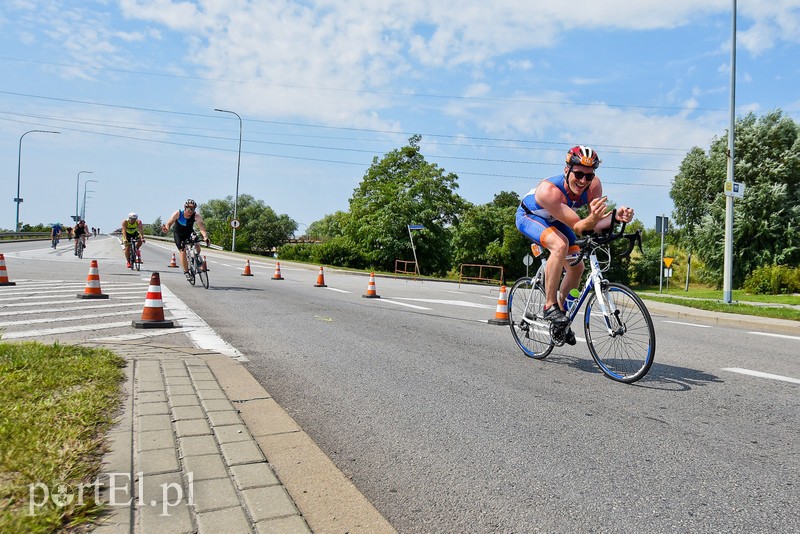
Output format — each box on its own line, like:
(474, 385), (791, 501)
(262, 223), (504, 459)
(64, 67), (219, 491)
(743, 264), (800, 295)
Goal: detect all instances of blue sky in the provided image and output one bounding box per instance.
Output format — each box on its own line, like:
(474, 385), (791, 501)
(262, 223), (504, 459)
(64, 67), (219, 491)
(2, 0), (799, 235)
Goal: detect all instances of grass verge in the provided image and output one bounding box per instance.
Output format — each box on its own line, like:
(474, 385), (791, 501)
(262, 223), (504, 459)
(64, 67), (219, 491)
(639, 294), (800, 321)
(0, 342), (126, 533)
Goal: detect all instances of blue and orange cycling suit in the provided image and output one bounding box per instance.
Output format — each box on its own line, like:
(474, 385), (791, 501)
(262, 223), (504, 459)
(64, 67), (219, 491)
(516, 174), (589, 256)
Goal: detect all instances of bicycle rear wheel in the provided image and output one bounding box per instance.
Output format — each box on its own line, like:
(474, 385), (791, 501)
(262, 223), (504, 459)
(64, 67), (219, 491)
(508, 277), (553, 359)
(583, 282), (655, 383)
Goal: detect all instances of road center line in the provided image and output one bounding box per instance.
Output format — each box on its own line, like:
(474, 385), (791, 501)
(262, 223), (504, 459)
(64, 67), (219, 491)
(722, 367), (800, 385)
(663, 320), (712, 328)
(748, 331), (800, 341)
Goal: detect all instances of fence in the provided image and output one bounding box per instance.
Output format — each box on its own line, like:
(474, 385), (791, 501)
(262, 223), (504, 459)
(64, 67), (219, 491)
(394, 259), (419, 276)
(458, 263), (504, 287)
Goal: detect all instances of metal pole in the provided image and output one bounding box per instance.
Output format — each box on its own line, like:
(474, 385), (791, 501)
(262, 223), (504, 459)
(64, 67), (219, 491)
(722, 0), (736, 304)
(408, 226), (421, 275)
(15, 129), (60, 231)
(82, 179), (98, 221)
(214, 108), (242, 252)
(659, 216), (665, 293)
(76, 171), (93, 221)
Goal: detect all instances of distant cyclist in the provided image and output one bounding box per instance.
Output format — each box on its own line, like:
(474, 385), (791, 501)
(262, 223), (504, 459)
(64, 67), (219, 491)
(50, 222), (62, 249)
(122, 212), (145, 268)
(162, 199), (210, 281)
(73, 220), (90, 256)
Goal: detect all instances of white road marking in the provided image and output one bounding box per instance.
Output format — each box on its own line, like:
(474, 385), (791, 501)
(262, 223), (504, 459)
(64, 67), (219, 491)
(0, 310), (136, 327)
(375, 299), (432, 310)
(722, 368), (800, 385)
(2, 322), (132, 339)
(748, 331), (800, 341)
(0, 302), (139, 317)
(663, 320), (712, 328)
(393, 297), (494, 310)
(325, 287), (350, 294)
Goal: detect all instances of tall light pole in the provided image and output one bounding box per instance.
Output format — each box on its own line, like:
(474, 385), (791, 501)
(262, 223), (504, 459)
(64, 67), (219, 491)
(75, 171), (93, 222)
(81, 179), (98, 221)
(15, 129), (60, 231)
(723, 0), (737, 304)
(214, 108), (242, 252)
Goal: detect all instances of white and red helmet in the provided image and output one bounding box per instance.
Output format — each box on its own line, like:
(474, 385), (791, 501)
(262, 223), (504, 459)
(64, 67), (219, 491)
(566, 145), (601, 169)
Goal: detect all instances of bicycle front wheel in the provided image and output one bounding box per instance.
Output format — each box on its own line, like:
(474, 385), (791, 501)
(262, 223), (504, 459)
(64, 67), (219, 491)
(584, 282), (655, 383)
(197, 258), (209, 289)
(508, 277), (553, 359)
(77, 242), (83, 259)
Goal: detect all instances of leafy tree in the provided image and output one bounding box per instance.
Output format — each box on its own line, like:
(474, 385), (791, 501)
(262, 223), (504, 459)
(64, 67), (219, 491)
(199, 194), (297, 253)
(344, 135), (467, 275)
(670, 110), (800, 287)
(147, 217), (164, 236)
(307, 211), (349, 240)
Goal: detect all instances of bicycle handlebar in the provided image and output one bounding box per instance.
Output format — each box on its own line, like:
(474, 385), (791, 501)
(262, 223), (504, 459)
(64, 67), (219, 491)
(568, 222), (643, 266)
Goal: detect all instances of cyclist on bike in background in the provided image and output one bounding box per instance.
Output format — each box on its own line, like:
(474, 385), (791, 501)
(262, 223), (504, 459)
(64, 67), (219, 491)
(162, 199), (210, 281)
(122, 212), (145, 268)
(73, 220), (90, 256)
(50, 222), (62, 248)
(516, 145), (635, 326)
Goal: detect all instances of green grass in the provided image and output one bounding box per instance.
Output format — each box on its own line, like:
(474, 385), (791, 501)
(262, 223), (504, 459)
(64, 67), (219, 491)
(635, 286), (800, 321)
(0, 342), (126, 533)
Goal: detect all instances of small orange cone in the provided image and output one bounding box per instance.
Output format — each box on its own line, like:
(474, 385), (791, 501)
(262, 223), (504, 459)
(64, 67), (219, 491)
(168, 253), (178, 267)
(77, 260), (109, 299)
(314, 266), (327, 287)
(362, 272), (380, 298)
(132, 272), (175, 328)
(0, 254), (16, 286)
(241, 259), (254, 276)
(488, 285), (510, 325)
(271, 262), (284, 280)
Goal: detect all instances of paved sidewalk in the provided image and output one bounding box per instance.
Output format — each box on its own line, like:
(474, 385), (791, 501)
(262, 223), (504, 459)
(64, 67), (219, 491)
(87, 341), (395, 534)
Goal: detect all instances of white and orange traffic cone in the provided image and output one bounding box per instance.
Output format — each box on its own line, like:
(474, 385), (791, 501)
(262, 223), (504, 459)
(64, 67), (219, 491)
(168, 253), (178, 268)
(362, 272), (380, 298)
(132, 272), (175, 328)
(0, 254), (16, 286)
(488, 285), (510, 325)
(314, 266), (327, 287)
(241, 259), (254, 276)
(271, 262), (284, 280)
(77, 260), (109, 299)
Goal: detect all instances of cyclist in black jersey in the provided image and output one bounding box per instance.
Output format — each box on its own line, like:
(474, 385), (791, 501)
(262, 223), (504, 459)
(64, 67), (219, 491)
(162, 199), (210, 280)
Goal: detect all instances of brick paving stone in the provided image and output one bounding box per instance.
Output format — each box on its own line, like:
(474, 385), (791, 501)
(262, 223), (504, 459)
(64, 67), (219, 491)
(220, 440), (265, 466)
(137, 380), (165, 392)
(140, 502), (193, 534)
(174, 418), (213, 437)
(138, 401), (170, 416)
(139, 414), (172, 432)
(182, 453), (229, 481)
(170, 394), (201, 408)
(171, 405), (206, 421)
(229, 463), (280, 490)
(207, 410), (243, 427)
(192, 478), (240, 513)
(201, 398), (235, 412)
(179, 435), (219, 456)
(166, 384), (196, 396)
(241, 486), (298, 522)
(254, 515), (312, 534)
(213, 424), (251, 444)
(139, 429), (176, 452)
(137, 391), (166, 404)
(139, 447), (180, 475)
(196, 506), (253, 533)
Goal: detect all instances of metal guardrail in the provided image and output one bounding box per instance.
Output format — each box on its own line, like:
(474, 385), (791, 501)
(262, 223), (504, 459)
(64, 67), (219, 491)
(0, 232), (51, 240)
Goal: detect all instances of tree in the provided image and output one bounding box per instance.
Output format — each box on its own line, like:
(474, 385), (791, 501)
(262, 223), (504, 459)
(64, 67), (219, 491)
(344, 135), (467, 275)
(307, 211), (349, 240)
(669, 110), (800, 287)
(199, 194), (297, 254)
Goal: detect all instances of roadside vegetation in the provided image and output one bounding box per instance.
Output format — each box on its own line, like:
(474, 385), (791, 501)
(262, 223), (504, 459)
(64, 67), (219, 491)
(0, 342), (125, 533)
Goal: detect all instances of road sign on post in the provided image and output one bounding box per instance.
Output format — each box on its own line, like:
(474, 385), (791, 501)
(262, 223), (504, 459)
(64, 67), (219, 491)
(657, 215), (669, 293)
(407, 224), (424, 276)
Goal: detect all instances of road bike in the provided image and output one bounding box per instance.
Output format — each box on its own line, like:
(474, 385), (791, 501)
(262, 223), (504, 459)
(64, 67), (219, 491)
(51, 235), (59, 249)
(183, 233), (209, 289)
(125, 238), (141, 271)
(76, 236), (86, 259)
(507, 224), (656, 384)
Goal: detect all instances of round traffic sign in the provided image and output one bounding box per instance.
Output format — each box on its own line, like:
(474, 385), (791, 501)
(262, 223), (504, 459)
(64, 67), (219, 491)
(230, 219), (240, 229)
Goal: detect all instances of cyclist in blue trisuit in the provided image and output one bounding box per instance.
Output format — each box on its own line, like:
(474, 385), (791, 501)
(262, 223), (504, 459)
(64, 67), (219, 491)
(516, 145), (635, 326)
(162, 199), (210, 281)
(50, 223), (62, 248)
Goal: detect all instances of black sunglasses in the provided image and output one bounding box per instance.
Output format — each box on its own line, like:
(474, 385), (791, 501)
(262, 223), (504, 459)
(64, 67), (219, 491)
(572, 170), (595, 181)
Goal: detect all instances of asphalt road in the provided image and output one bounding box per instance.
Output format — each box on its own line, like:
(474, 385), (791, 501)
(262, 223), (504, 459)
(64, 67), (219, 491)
(2, 236), (798, 533)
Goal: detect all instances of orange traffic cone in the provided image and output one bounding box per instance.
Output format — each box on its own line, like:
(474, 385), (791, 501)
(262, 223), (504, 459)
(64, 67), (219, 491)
(488, 285), (510, 325)
(314, 266), (327, 287)
(77, 260), (109, 299)
(0, 254), (16, 286)
(271, 262), (284, 280)
(132, 272), (175, 328)
(241, 259), (254, 276)
(168, 253), (178, 268)
(362, 272), (380, 298)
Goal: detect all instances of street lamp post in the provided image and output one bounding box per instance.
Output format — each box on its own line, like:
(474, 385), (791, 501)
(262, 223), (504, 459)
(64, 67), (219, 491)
(75, 171), (93, 221)
(214, 108), (242, 252)
(81, 179), (98, 221)
(15, 129), (60, 231)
